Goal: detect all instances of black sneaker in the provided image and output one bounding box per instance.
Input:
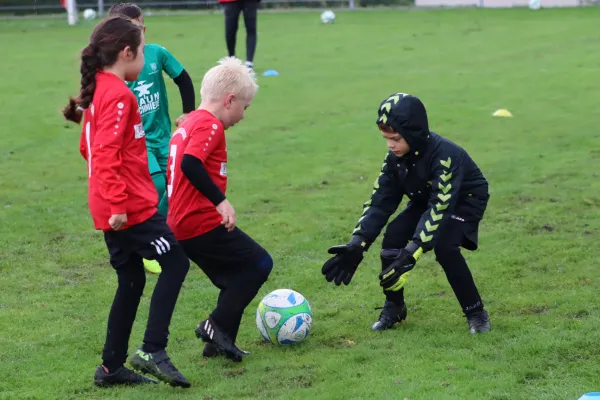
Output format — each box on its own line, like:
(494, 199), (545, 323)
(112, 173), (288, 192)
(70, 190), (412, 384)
(94, 365), (158, 387)
(129, 347), (191, 388)
(371, 300), (408, 331)
(195, 317), (245, 362)
(467, 310), (491, 334)
(203, 342), (250, 360)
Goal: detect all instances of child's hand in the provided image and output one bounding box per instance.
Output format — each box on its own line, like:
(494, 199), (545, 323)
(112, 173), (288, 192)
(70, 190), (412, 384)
(216, 199), (236, 232)
(109, 213), (128, 231)
(175, 113), (189, 127)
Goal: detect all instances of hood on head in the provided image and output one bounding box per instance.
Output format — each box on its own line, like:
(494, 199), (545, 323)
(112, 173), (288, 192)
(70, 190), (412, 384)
(376, 93), (430, 154)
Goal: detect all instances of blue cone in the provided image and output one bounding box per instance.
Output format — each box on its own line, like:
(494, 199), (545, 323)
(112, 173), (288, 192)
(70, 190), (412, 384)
(263, 69), (279, 77)
(579, 394), (600, 400)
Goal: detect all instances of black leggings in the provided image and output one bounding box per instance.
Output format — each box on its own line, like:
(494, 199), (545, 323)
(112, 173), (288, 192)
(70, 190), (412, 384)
(381, 204), (484, 315)
(223, 0), (258, 63)
(180, 226), (273, 341)
(102, 213), (190, 370)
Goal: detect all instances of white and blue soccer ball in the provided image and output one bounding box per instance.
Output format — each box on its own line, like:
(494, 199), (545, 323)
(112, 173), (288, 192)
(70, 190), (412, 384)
(83, 8), (97, 20)
(256, 289), (312, 345)
(320, 10), (336, 24)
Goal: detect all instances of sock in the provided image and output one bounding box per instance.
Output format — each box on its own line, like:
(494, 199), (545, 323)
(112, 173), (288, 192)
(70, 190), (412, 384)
(142, 343), (161, 354)
(102, 362), (122, 374)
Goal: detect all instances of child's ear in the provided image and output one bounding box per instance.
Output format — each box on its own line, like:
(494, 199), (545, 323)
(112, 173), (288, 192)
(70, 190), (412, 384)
(122, 46), (133, 60)
(224, 94), (235, 109)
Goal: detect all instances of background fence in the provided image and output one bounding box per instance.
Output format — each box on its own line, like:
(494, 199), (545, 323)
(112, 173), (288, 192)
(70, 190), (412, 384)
(0, 0), (595, 18)
(0, 0), (415, 17)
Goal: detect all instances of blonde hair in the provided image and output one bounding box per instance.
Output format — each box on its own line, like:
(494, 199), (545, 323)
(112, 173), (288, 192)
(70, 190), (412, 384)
(200, 57), (258, 102)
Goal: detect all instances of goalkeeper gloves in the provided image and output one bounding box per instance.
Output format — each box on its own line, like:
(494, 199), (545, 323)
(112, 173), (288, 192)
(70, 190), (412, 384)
(322, 236), (367, 286)
(379, 246), (421, 292)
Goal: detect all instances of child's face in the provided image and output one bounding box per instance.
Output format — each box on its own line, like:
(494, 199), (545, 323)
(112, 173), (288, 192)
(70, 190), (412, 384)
(381, 130), (410, 157)
(121, 34), (145, 82)
(222, 94), (252, 129)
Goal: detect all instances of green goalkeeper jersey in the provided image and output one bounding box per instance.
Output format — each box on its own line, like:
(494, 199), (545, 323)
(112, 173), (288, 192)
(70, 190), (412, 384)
(127, 43), (184, 149)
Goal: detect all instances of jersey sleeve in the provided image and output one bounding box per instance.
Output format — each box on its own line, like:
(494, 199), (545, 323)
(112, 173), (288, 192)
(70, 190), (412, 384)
(91, 92), (133, 215)
(184, 124), (223, 163)
(351, 152), (404, 249)
(159, 45), (185, 79)
(411, 147), (464, 254)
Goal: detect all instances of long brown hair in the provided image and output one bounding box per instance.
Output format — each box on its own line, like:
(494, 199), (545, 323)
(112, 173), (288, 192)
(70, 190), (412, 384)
(63, 16), (143, 124)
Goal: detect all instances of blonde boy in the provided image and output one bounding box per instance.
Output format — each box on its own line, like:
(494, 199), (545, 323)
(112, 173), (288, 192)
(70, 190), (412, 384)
(166, 57), (271, 362)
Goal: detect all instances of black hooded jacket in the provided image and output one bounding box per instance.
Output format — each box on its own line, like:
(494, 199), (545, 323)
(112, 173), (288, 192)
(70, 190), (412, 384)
(352, 94), (489, 254)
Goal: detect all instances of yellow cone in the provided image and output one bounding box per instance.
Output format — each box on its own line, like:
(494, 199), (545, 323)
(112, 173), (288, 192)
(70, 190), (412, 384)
(493, 109), (513, 117)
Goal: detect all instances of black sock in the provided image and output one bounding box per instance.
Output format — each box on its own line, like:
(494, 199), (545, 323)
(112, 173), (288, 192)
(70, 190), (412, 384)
(385, 288), (405, 306)
(102, 362), (122, 374)
(142, 343), (161, 354)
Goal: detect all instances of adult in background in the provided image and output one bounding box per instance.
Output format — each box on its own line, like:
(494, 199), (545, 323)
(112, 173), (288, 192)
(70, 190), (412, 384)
(219, 0), (259, 70)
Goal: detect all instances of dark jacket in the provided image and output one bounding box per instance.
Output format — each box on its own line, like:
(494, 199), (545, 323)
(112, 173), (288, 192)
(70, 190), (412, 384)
(352, 94), (489, 253)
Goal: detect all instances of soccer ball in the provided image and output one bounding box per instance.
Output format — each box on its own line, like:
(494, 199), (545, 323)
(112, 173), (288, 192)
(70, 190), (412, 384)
(256, 289), (312, 345)
(320, 10), (335, 24)
(83, 8), (97, 20)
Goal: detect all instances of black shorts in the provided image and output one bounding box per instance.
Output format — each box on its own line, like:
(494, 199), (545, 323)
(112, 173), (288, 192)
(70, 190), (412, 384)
(383, 203), (482, 252)
(103, 213), (179, 270)
(179, 225), (269, 271)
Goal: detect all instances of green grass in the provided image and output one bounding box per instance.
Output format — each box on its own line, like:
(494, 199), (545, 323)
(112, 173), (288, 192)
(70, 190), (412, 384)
(1, 7), (600, 400)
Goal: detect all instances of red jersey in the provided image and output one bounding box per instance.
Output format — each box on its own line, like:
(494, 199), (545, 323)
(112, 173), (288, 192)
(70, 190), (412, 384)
(166, 110), (227, 240)
(79, 71), (157, 231)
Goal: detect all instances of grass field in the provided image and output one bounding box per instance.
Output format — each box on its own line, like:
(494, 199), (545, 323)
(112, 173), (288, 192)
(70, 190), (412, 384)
(1, 7), (600, 400)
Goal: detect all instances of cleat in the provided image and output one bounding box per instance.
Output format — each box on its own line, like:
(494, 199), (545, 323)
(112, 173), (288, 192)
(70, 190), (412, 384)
(467, 310), (491, 334)
(371, 300), (408, 331)
(129, 347), (190, 388)
(203, 342), (250, 360)
(195, 317), (245, 362)
(94, 365), (157, 387)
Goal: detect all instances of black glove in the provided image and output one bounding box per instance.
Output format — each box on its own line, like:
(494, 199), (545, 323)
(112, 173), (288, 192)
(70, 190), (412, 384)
(379, 248), (416, 291)
(322, 236), (366, 286)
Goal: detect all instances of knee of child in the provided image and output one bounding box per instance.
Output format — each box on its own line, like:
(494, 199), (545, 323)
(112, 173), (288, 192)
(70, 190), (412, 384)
(132, 278), (146, 298)
(380, 248), (402, 262)
(434, 244), (462, 266)
(118, 271), (146, 298)
(256, 253), (273, 280)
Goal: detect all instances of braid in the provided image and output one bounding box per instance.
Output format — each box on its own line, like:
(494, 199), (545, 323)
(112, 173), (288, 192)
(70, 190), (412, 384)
(62, 44), (100, 124)
(62, 16), (143, 124)
(79, 44), (100, 110)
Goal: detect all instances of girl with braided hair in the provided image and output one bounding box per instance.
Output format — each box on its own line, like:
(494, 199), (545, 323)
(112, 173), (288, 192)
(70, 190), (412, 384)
(63, 16), (191, 388)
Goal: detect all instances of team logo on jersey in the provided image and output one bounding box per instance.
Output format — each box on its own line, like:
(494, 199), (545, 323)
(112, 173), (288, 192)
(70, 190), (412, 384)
(220, 162), (227, 177)
(134, 123), (146, 139)
(150, 63), (158, 72)
(133, 81), (154, 97)
(133, 80), (160, 115)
